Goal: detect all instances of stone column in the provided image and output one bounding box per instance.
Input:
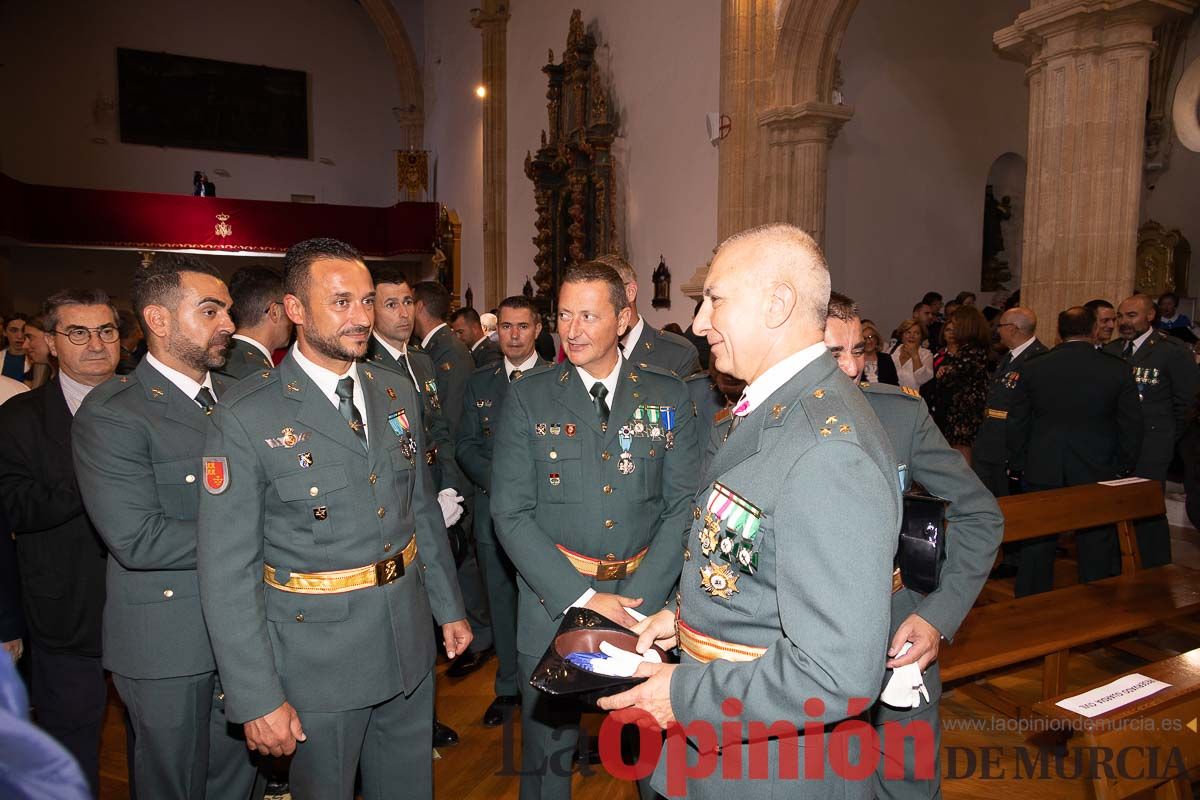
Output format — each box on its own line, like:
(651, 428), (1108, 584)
(471, 1), (510, 310)
(996, 0), (1195, 340)
(758, 102), (854, 247)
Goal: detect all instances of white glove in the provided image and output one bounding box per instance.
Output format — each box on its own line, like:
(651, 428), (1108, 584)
(880, 642), (930, 709)
(438, 488), (464, 527)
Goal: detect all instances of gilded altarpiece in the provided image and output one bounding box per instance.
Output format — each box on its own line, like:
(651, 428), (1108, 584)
(524, 10), (619, 314)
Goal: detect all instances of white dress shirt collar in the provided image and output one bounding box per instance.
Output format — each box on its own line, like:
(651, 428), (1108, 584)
(421, 322), (448, 350)
(738, 342), (828, 416)
(232, 333), (274, 363)
(291, 344), (367, 433)
(58, 371), (97, 416)
(575, 353), (624, 401)
(144, 352), (214, 406)
(1008, 336), (1037, 362)
(1130, 326), (1154, 354)
(471, 335), (489, 352)
(504, 352), (539, 381)
(621, 316), (646, 360)
(373, 332), (405, 361)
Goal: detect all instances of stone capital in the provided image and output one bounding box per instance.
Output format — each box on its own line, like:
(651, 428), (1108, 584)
(995, 0), (1195, 62)
(470, 1), (511, 30)
(758, 102), (856, 145)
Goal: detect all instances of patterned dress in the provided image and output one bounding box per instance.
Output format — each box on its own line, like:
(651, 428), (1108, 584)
(928, 344), (990, 446)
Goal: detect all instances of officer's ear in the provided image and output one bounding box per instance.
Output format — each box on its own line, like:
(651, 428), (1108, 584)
(141, 305), (172, 341)
(763, 281), (797, 330)
(283, 294), (306, 327)
(616, 305), (633, 337)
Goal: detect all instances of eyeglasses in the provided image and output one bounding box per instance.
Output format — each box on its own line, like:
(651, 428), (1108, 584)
(55, 326), (120, 345)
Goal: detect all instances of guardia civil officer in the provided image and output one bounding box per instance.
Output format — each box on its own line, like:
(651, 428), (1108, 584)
(603, 254), (701, 378)
(826, 292), (1002, 799)
(455, 295), (552, 727)
(197, 238), (470, 799)
(1104, 294), (1199, 566)
(601, 225), (901, 800)
(73, 254), (256, 799)
(491, 261), (698, 800)
(217, 266), (292, 382)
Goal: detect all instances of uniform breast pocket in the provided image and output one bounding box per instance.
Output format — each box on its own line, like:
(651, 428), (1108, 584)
(274, 465), (350, 544)
(630, 439), (666, 502)
(535, 440), (582, 504)
(388, 444), (415, 496)
(698, 507), (771, 619)
(152, 457), (202, 520)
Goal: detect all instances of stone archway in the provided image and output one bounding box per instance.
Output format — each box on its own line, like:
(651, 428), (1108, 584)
(359, 0), (425, 148)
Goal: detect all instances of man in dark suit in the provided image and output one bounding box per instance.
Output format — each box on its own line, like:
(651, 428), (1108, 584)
(1008, 306), (1144, 595)
(73, 255), (256, 799)
(412, 281), (493, 678)
(450, 307), (502, 368)
(686, 364), (744, 476)
(973, 307), (1047, 497)
(218, 267), (292, 382)
(1104, 293), (1199, 567)
(602, 254), (702, 377)
(0, 288), (121, 795)
(455, 295), (552, 727)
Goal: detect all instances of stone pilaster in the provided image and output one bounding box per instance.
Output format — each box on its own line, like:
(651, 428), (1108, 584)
(996, 0), (1195, 341)
(758, 101), (853, 247)
(471, 1), (510, 309)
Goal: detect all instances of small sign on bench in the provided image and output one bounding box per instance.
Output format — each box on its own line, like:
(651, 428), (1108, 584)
(1054, 673), (1172, 718)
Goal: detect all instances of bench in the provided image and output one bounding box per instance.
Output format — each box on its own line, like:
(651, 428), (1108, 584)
(941, 480), (1200, 718)
(1033, 648), (1200, 799)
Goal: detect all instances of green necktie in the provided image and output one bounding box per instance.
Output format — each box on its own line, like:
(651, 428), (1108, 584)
(335, 376), (367, 450)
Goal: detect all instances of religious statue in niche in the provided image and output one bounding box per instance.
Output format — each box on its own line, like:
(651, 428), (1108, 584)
(524, 9), (622, 316)
(980, 185), (1013, 291)
(1136, 220), (1191, 299)
(651, 255), (671, 309)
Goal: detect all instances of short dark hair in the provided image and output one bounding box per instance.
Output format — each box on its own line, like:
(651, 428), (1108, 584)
(4, 312), (29, 325)
(282, 238), (362, 299)
(228, 267), (283, 328)
(1083, 298), (1114, 313)
(450, 307), (481, 326)
(412, 281), (451, 320)
(1059, 306), (1096, 339)
(42, 288), (118, 333)
(369, 263), (410, 288)
(563, 261), (628, 314)
(498, 295), (538, 316)
(131, 254), (223, 319)
(921, 291), (943, 305)
(955, 291), (976, 304)
(827, 291), (858, 322)
(117, 308), (140, 339)
(912, 302), (929, 315)
(1159, 291), (1180, 305)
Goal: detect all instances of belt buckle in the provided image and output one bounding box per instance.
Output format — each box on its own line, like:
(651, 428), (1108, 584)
(596, 560), (627, 581)
(375, 556), (403, 586)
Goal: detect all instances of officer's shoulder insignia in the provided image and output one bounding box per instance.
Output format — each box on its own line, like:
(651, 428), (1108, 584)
(812, 388), (825, 399)
(634, 362), (681, 381)
(901, 386), (921, 399)
(363, 369), (374, 381)
(558, 369), (570, 384)
(119, 376), (128, 383)
(150, 387), (164, 398)
(261, 372), (271, 379)
(202, 457), (229, 495)
(713, 407), (732, 426)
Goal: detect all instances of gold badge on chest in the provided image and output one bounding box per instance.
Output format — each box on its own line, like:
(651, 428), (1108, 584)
(700, 561), (739, 599)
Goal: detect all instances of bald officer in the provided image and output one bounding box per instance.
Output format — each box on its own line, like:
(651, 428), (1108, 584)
(826, 292), (1003, 798)
(602, 225), (901, 800)
(73, 254), (255, 799)
(197, 238), (469, 800)
(491, 261), (698, 800)
(602, 254), (701, 378)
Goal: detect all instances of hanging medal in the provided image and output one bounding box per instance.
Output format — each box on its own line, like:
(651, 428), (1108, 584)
(632, 405), (647, 438)
(647, 405), (662, 439)
(618, 427), (636, 475)
(662, 406), (676, 450)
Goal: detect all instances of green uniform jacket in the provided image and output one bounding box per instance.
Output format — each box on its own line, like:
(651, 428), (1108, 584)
(1007, 341), (1143, 484)
(72, 359), (228, 679)
(660, 353), (900, 799)
(196, 354), (464, 723)
(972, 339), (1047, 466)
(216, 336), (274, 383)
(365, 338), (461, 492)
(626, 322), (702, 378)
(422, 325), (475, 441)
(861, 382), (1003, 721)
(1104, 331), (1199, 477)
(491, 359), (698, 657)
(685, 372), (730, 478)
(470, 338), (503, 369)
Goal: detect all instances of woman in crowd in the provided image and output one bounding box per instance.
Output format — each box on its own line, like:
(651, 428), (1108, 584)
(859, 320), (898, 385)
(891, 318), (933, 390)
(926, 305), (991, 464)
(22, 316), (55, 389)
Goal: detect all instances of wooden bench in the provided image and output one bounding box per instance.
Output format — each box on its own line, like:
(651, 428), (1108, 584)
(941, 480), (1200, 717)
(1033, 649), (1200, 799)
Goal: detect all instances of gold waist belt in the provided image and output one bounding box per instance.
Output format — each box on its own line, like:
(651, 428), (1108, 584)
(264, 536), (417, 594)
(677, 618), (767, 664)
(555, 544), (648, 581)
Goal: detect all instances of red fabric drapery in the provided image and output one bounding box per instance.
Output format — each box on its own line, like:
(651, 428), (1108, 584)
(0, 173), (438, 257)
